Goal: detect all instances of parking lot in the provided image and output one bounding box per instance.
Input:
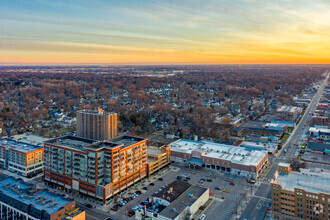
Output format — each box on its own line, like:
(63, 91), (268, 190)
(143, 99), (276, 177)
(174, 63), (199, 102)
(104, 163), (253, 220)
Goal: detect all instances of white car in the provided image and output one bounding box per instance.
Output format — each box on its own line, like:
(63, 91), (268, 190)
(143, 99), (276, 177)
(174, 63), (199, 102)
(199, 214), (206, 220)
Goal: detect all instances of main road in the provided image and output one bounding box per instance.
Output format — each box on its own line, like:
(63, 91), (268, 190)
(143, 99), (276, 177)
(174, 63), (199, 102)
(281, 73), (328, 159)
(240, 73), (328, 220)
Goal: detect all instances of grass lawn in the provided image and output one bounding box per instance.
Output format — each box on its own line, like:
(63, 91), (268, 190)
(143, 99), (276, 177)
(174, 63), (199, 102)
(281, 134), (290, 143)
(287, 127), (294, 133)
(46, 127), (75, 138)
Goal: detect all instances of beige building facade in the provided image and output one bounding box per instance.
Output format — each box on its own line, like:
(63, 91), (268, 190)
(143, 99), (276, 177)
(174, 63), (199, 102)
(76, 109), (117, 141)
(271, 168), (330, 220)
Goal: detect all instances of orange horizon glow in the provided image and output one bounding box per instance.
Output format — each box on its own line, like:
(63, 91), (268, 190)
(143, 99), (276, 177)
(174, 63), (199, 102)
(1, 1), (330, 65)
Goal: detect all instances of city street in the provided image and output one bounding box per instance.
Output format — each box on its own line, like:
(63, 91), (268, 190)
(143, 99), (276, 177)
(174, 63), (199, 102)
(280, 74), (329, 159)
(239, 162), (277, 220)
(239, 73), (329, 220)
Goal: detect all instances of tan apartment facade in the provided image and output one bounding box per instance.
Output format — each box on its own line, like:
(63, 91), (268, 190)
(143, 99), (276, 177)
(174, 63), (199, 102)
(76, 109), (117, 141)
(44, 135), (147, 205)
(271, 168), (330, 220)
(146, 145), (170, 177)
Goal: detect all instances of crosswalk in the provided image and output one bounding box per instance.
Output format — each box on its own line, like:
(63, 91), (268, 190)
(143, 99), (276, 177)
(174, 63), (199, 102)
(252, 195), (271, 202)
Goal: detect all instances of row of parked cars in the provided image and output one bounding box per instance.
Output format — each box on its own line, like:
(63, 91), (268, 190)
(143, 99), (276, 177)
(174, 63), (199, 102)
(111, 191), (142, 211)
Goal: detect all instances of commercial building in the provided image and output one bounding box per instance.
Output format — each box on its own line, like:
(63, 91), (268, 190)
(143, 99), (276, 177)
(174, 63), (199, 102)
(76, 108), (117, 141)
(239, 141), (278, 154)
(44, 135), (147, 205)
(232, 120), (284, 138)
(276, 106), (298, 122)
(169, 139), (269, 179)
(271, 167), (330, 220)
(309, 126), (330, 141)
(135, 180), (209, 220)
(0, 135), (47, 177)
(277, 162), (290, 175)
(312, 112), (329, 126)
(0, 177), (85, 220)
(146, 146), (170, 177)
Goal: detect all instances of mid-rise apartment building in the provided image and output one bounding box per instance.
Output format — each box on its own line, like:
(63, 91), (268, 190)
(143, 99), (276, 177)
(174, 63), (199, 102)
(0, 136), (45, 177)
(44, 135), (147, 205)
(0, 177), (85, 220)
(271, 166), (330, 220)
(146, 145), (170, 177)
(276, 106), (298, 122)
(76, 108), (117, 141)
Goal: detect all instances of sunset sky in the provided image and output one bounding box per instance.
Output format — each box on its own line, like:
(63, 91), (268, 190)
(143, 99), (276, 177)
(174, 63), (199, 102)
(1, 0), (330, 64)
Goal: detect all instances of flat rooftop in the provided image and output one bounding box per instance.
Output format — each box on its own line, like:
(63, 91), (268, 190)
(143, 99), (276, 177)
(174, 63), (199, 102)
(277, 105), (297, 113)
(147, 147), (163, 157)
(0, 138), (43, 153)
(170, 139), (268, 167)
(109, 135), (146, 149)
(46, 135), (146, 151)
(239, 141), (277, 153)
(152, 180), (191, 203)
(11, 133), (49, 147)
(241, 120), (265, 129)
(45, 136), (96, 152)
(273, 168), (330, 194)
(0, 177), (74, 215)
(77, 109), (116, 116)
(160, 185), (208, 219)
(278, 162), (290, 167)
(309, 127), (330, 134)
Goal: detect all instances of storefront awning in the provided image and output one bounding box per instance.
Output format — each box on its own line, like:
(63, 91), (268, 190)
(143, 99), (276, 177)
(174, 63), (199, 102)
(186, 158), (204, 166)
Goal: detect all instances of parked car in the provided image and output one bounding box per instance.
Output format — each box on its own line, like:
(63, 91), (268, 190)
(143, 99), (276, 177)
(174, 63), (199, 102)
(215, 186), (221, 190)
(143, 187), (148, 190)
(158, 178), (163, 181)
(110, 207), (119, 212)
(206, 179), (212, 182)
(177, 176), (183, 180)
(86, 204), (93, 208)
(186, 177), (191, 180)
(199, 214), (206, 220)
(150, 183), (155, 186)
(127, 210), (135, 217)
(199, 179), (205, 183)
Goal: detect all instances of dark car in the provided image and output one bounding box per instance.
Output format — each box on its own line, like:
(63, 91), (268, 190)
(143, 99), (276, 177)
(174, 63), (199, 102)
(127, 210), (135, 217)
(136, 190), (142, 194)
(177, 176), (182, 180)
(150, 183), (155, 186)
(186, 177), (191, 180)
(109, 206), (119, 211)
(105, 217), (118, 220)
(141, 200), (148, 205)
(206, 179), (212, 182)
(142, 187), (148, 190)
(158, 178), (163, 181)
(86, 204), (93, 208)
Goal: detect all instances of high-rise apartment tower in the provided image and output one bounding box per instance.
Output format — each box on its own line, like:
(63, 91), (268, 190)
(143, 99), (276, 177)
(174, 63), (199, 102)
(76, 108), (117, 141)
